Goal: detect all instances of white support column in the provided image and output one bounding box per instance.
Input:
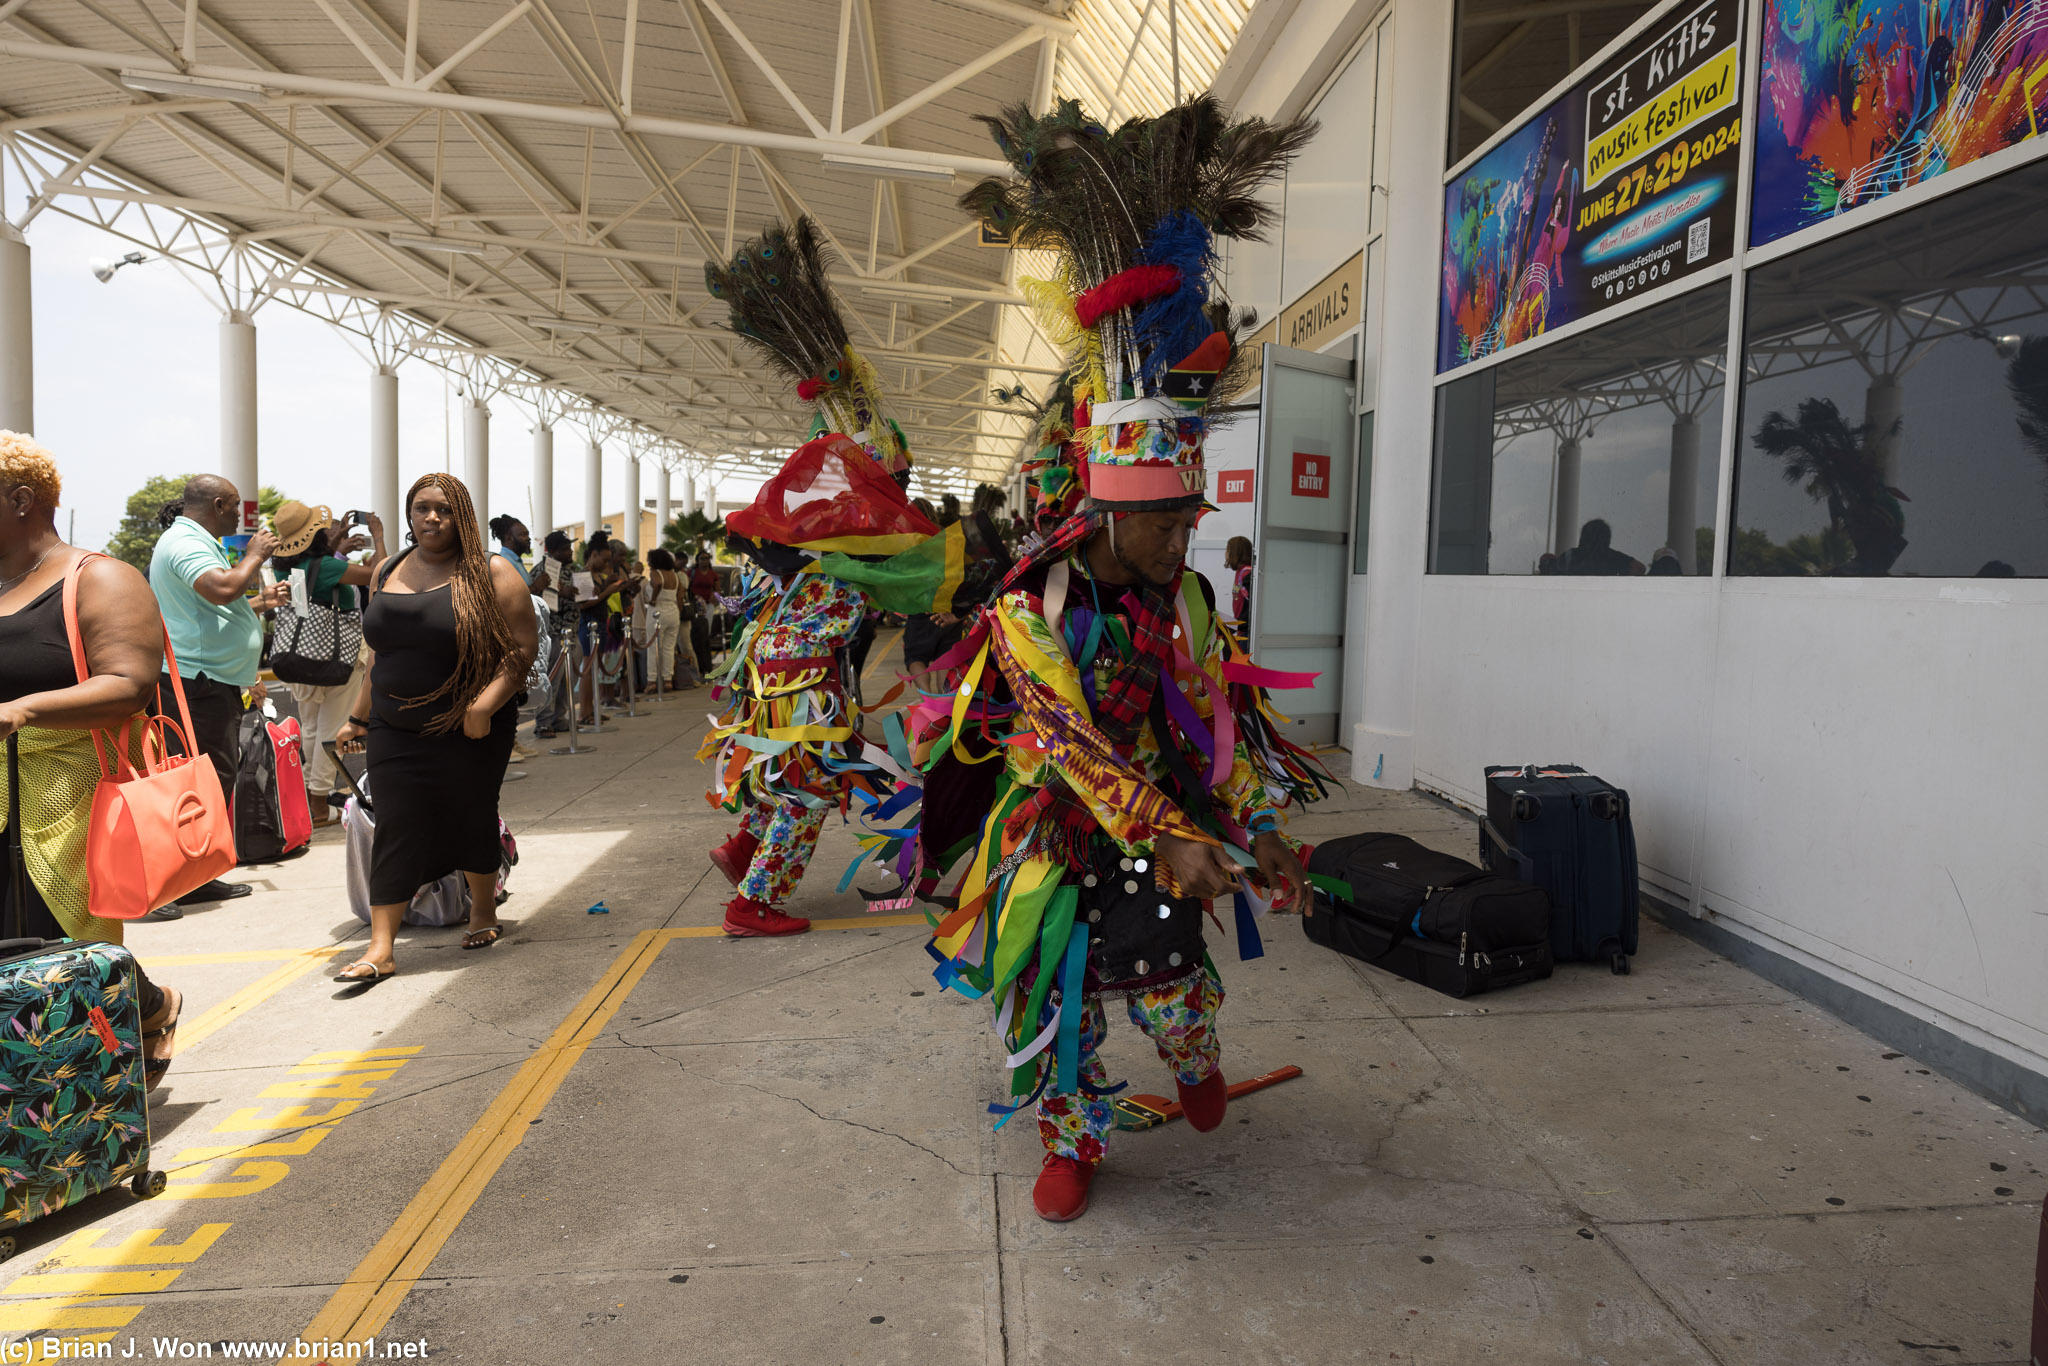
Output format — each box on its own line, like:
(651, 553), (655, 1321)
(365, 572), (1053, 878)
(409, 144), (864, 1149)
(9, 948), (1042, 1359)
(0, 227), (31, 435)
(1552, 436), (1583, 556)
(702, 481), (718, 521)
(1865, 374), (1903, 486)
(584, 437), (603, 544)
(370, 366), (400, 535)
(463, 395), (490, 541)
(220, 314), (259, 528)
(655, 464), (671, 545)
(1355, 0), (1455, 790)
(677, 469), (696, 525)
(622, 448), (641, 557)
(1666, 416), (1700, 573)
(532, 423), (555, 536)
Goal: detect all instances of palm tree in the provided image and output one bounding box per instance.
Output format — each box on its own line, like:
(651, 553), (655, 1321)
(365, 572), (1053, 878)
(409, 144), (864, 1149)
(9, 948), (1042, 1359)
(660, 509), (724, 560)
(2005, 336), (2048, 487)
(1751, 397), (1909, 575)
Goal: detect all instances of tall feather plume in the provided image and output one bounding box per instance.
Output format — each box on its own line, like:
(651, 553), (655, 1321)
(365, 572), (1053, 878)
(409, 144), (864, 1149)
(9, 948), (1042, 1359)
(705, 216), (908, 469)
(958, 95), (1314, 414)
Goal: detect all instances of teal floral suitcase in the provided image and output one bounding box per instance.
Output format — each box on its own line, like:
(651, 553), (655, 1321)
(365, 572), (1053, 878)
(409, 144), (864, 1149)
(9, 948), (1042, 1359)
(0, 938), (166, 1257)
(1, 734), (166, 1260)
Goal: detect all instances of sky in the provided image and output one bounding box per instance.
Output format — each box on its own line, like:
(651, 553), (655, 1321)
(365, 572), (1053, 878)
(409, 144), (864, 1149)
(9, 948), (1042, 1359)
(12, 207), (747, 555)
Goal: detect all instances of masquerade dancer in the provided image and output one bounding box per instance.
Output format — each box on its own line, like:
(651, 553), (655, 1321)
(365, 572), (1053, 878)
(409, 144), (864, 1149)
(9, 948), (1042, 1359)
(698, 220), (938, 937)
(837, 96), (1328, 1221)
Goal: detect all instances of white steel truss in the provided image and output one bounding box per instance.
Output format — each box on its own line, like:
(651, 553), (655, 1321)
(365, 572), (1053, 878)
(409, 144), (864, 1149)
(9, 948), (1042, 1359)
(1, 0), (1249, 499)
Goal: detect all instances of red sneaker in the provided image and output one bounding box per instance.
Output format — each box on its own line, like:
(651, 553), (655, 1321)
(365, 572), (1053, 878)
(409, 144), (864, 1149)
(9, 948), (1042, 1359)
(1032, 1153), (1096, 1222)
(709, 830), (761, 887)
(1176, 1071), (1228, 1133)
(722, 895), (810, 937)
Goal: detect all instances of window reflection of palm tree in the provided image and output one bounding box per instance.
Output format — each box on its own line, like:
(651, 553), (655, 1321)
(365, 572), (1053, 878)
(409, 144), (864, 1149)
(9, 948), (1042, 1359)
(2004, 336), (2048, 493)
(1751, 397), (1910, 574)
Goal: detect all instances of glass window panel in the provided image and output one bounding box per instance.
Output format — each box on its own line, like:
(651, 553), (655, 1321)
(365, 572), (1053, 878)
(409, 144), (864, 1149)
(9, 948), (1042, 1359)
(1430, 283), (1729, 575)
(1449, 1), (1661, 168)
(1732, 156), (2048, 577)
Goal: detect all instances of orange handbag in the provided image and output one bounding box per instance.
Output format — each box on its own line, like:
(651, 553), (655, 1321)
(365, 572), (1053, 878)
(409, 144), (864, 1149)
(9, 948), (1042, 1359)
(62, 553), (238, 919)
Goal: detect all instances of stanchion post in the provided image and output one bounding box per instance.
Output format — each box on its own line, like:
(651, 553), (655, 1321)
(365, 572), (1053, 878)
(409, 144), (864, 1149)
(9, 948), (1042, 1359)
(549, 627), (593, 756)
(622, 631), (639, 717)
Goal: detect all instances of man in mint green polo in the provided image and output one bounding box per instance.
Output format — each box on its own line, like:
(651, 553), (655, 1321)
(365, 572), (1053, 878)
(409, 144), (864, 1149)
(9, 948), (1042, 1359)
(148, 473), (288, 911)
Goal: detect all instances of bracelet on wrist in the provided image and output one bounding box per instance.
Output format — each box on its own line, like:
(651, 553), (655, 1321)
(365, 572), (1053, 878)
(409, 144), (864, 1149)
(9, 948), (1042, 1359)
(348, 715), (369, 727)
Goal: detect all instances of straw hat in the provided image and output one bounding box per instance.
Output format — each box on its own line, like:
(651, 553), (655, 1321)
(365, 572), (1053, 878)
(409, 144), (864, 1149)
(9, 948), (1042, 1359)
(270, 501), (332, 556)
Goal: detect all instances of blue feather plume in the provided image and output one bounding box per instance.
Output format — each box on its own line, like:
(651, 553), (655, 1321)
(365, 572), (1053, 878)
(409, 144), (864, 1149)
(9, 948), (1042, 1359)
(1131, 210), (1215, 387)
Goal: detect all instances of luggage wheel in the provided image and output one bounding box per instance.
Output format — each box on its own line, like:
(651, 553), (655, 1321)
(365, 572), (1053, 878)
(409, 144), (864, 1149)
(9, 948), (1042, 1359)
(1610, 952), (1630, 976)
(132, 1170), (168, 1199)
(0, 1235), (14, 1262)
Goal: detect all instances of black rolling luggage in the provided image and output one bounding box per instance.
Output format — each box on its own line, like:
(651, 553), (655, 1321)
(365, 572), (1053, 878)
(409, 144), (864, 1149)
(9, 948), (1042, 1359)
(1303, 833), (1553, 998)
(1480, 764), (1639, 974)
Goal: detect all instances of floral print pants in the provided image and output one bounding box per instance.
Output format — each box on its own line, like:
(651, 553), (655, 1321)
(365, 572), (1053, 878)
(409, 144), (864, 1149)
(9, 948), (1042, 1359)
(1037, 967), (1225, 1165)
(737, 798), (827, 904)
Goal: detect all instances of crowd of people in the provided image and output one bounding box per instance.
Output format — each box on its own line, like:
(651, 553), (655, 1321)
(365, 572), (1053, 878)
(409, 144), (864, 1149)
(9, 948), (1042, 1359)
(0, 432), (687, 1077)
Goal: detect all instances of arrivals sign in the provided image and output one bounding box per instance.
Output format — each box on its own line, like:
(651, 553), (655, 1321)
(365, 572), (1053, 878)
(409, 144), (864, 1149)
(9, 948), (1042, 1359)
(1438, 0), (1744, 373)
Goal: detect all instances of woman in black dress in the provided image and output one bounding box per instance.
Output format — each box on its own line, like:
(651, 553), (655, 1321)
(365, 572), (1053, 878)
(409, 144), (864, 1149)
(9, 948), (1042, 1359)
(333, 473), (537, 981)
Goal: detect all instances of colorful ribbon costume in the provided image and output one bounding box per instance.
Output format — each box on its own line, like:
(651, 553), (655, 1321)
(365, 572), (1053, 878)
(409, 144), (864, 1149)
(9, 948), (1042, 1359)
(851, 95), (1323, 1197)
(698, 221), (938, 935)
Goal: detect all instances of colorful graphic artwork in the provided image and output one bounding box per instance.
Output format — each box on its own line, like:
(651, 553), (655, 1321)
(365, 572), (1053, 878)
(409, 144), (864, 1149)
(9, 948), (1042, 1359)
(1440, 0), (1745, 372)
(1753, 0), (2048, 246)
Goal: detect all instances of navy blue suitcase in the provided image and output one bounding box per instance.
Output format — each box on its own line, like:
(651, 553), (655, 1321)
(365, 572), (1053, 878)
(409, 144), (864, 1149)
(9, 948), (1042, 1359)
(1479, 764), (1639, 974)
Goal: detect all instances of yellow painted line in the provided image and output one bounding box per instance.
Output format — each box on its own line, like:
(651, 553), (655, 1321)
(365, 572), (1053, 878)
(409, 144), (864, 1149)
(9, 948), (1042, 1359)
(860, 627), (904, 684)
(291, 910), (932, 1348)
(146, 946), (344, 966)
(293, 929), (668, 1350)
(177, 947), (354, 1052)
(656, 913), (927, 940)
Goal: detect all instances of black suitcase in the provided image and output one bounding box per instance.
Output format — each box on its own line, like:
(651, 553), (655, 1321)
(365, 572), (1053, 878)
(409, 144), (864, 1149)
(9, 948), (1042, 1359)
(2, 736), (168, 1258)
(1304, 834), (1553, 998)
(1480, 764), (1639, 974)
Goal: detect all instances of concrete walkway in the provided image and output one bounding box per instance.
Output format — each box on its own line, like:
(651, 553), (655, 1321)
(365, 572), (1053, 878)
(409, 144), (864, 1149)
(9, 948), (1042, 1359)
(1, 653), (2039, 1365)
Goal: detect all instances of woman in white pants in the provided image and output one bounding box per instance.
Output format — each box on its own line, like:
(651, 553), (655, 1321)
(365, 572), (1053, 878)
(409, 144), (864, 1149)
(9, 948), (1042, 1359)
(271, 503), (384, 825)
(645, 549), (687, 690)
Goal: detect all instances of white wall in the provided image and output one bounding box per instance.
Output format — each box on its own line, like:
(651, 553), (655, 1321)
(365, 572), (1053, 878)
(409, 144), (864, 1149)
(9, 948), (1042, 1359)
(1411, 571), (2048, 1077)
(1702, 581), (2048, 1073)
(1412, 577), (1717, 898)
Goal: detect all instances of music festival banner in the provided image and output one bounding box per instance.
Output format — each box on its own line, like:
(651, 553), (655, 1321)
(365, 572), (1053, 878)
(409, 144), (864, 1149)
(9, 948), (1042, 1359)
(1439, 0), (1745, 373)
(1752, 0), (2048, 247)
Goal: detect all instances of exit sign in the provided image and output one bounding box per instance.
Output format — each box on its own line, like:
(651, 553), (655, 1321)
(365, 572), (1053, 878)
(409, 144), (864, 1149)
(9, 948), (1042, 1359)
(1216, 469), (1253, 503)
(1292, 452), (1330, 498)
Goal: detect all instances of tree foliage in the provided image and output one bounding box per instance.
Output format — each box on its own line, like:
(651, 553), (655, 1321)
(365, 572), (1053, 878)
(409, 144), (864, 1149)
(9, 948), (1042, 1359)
(659, 509), (725, 560)
(104, 475), (291, 573)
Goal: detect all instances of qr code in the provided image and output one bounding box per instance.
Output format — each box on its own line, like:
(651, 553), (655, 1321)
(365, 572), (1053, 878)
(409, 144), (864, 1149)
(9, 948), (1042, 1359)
(1686, 219), (1711, 264)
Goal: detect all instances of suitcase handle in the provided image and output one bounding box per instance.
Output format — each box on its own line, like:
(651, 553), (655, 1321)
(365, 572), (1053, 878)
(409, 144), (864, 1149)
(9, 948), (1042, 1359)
(0, 938), (50, 958)
(1480, 820), (1537, 883)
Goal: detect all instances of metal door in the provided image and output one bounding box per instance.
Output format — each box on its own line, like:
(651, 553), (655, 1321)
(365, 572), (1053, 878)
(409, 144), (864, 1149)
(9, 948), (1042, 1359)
(1249, 343), (1355, 748)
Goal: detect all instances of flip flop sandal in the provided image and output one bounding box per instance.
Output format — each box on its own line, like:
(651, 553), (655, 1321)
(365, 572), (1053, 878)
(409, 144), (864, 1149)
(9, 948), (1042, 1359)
(334, 960), (395, 986)
(140, 986), (182, 1093)
(462, 925), (503, 951)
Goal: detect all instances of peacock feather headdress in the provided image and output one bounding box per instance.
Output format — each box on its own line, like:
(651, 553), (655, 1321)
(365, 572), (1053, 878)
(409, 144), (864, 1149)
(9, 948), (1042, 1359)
(704, 216), (911, 474)
(960, 95), (1314, 509)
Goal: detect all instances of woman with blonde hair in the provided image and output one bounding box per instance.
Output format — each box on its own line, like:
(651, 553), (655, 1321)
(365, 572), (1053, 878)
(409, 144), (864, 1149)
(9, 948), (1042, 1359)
(0, 432), (184, 1086)
(335, 474), (537, 982)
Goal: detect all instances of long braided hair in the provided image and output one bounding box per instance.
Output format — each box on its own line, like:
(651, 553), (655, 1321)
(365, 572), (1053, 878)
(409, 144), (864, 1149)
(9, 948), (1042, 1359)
(395, 472), (520, 735)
